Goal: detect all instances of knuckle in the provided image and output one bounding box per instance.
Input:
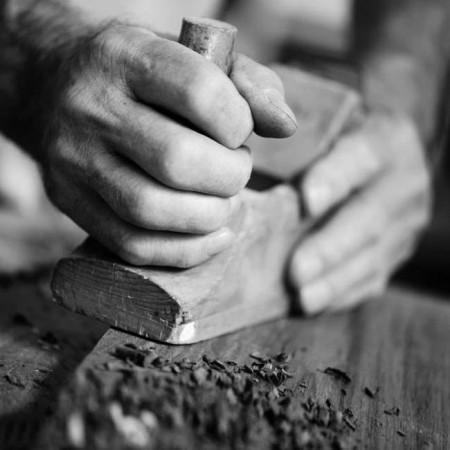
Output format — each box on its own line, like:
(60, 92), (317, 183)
(224, 109), (253, 149)
(61, 84), (87, 113)
(136, 53), (155, 84)
(47, 135), (87, 183)
(89, 26), (123, 60)
(183, 66), (219, 115)
(313, 240), (339, 269)
(304, 162), (332, 193)
(157, 135), (192, 188)
(121, 185), (153, 225)
(88, 24), (152, 85)
(88, 150), (114, 190)
(214, 154), (251, 197)
(116, 234), (148, 265)
(227, 151), (252, 194)
(89, 150), (106, 178)
(46, 135), (71, 167)
(183, 69), (252, 149)
(60, 84), (107, 136)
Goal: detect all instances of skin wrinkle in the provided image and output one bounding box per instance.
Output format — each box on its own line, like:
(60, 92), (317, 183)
(0, 0), (444, 280)
(301, 215), (422, 312)
(294, 129), (431, 306)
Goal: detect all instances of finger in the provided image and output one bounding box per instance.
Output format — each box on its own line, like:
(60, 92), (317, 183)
(86, 151), (240, 234)
(292, 211), (424, 315)
(295, 244), (381, 316)
(230, 54), (298, 138)
(108, 100), (252, 197)
(290, 172), (422, 287)
(50, 180), (235, 268)
(326, 278), (386, 313)
(326, 226), (422, 314)
(123, 31), (253, 148)
(302, 130), (383, 218)
(324, 224), (420, 314)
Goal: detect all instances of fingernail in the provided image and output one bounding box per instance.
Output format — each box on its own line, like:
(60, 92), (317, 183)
(265, 89), (298, 129)
(304, 180), (332, 217)
(206, 228), (234, 256)
(299, 282), (331, 316)
(293, 251), (323, 285)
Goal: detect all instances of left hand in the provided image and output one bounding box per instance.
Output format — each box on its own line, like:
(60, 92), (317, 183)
(289, 111), (432, 315)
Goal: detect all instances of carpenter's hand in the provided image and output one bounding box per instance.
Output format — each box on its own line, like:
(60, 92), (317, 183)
(42, 23), (297, 267)
(289, 112), (431, 315)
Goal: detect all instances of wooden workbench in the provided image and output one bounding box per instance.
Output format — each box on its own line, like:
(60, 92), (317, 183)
(0, 278), (449, 449)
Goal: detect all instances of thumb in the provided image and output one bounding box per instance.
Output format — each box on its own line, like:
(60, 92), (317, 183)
(230, 54), (298, 138)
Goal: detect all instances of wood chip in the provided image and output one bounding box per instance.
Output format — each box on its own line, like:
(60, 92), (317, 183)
(364, 386), (380, 398)
(384, 407), (400, 416)
(57, 349), (358, 449)
(323, 367), (352, 384)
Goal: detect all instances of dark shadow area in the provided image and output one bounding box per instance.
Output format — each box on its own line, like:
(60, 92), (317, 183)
(0, 273), (107, 449)
(395, 64), (450, 297)
(396, 175), (450, 296)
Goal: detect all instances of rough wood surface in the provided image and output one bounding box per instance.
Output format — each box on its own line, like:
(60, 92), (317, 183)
(0, 279), (106, 449)
(179, 17), (237, 74)
(51, 66), (361, 344)
(42, 285), (450, 449)
(52, 186), (302, 344)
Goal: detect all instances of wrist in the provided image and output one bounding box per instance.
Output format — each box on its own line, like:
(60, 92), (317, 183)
(361, 50), (439, 144)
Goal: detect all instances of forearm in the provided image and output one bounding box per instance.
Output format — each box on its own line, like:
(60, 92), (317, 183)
(0, 0), (97, 157)
(359, 0), (450, 146)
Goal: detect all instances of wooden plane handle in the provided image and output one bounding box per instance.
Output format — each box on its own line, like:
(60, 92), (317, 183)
(179, 17), (237, 75)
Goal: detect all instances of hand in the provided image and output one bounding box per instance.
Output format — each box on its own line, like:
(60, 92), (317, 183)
(289, 112), (431, 315)
(41, 22), (297, 268)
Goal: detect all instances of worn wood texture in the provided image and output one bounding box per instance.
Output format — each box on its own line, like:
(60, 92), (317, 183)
(179, 17), (237, 74)
(52, 186), (301, 344)
(0, 279), (106, 449)
(51, 66), (361, 344)
(42, 286), (450, 449)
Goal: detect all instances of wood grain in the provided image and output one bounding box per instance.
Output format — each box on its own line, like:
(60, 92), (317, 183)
(51, 66), (361, 344)
(43, 285), (450, 449)
(179, 17), (237, 74)
(52, 186), (301, 344)
(0, 280), (106, 450)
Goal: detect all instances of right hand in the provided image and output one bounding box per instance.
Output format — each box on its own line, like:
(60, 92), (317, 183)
(41, 23), (297, 267)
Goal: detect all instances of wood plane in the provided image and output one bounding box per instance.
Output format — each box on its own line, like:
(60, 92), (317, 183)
(51, 65), (361, 344)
